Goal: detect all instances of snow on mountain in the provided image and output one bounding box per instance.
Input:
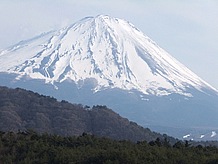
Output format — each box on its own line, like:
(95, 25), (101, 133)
(0, 15), (217, 96)
(183, 134), (191, 139)
(182, 131), (218, 141)
(1, 15), (218, 139)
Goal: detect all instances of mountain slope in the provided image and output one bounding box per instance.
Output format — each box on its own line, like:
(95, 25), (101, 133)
(0, 15), (217, 96)
(0, 15), (218, 138)
(0, 86), (175, 142)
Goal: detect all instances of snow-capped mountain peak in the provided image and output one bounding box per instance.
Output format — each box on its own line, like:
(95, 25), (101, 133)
(0, 15), (217, 96)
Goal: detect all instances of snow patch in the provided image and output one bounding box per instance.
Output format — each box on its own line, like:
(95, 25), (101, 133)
(183, 134), (191, 139)
(211, 131), (217, 138)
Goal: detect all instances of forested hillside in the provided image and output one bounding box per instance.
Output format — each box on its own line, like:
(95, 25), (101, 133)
(1, 86), (218, 163)
(0, 86), (175, 142)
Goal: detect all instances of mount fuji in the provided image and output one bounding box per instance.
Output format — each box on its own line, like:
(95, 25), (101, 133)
(0, 15), (218, 139)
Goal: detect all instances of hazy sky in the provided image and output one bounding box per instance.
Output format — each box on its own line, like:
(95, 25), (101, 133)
(0, 0), (218, 89)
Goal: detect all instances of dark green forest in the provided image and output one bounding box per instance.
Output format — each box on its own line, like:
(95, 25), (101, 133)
(1, 131), (218, 164)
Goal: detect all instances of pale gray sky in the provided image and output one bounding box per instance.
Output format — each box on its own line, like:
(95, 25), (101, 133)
(0, 0), (218, 89)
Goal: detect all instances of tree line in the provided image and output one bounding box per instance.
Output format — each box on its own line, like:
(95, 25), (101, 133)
(0, 130), (218, 163)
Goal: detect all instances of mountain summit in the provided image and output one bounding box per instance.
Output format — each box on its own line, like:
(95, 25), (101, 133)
(0, 15), (216, 96)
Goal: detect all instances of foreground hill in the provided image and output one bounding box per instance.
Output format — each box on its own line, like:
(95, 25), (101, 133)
(0, 86), (175, 142)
